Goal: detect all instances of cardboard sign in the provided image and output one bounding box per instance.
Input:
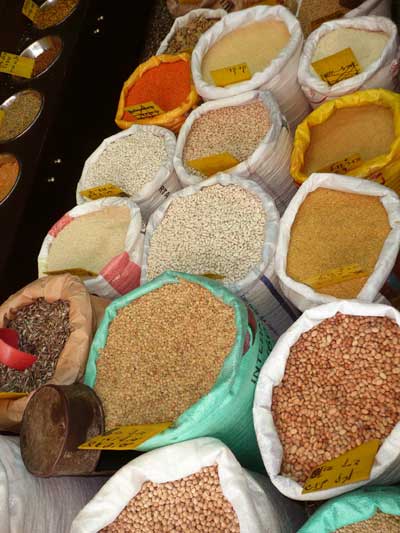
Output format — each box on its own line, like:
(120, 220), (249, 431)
(125, 101), (164, 120)
(319, 153), (362, 174)
(312, 48), (361, 86)
(211, 63), (251, 87)
(304, 263), (370, 290)
(22, 0), (39, 22)
(187, 152), (239, 177)
(80, 183), (128, 201)
(0, 52), (34, 79)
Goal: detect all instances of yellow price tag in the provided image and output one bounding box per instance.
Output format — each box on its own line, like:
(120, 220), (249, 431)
(319, 153), (362, 175)
(45, 268), (98, 278)
(211, 63), (251, 87)
(80, 183), (128, 201)
(0, 52), (34, 79)
(187, 152), (239, 177)
(79, 422), (173, 450)
(0, 392), (29, 399)
(304, 263), (370, 290)
(124, 101), (164, 120)
(22, 0), (40, 21)
(201, 272), (225, 280)
(302, 439), (381, 494)
(0, 109), (4, 125)
(312, 48), (361, 86)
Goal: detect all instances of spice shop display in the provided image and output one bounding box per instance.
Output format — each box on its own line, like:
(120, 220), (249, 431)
(115, 54), (199, 133)
(84, 271), (273, 469)
(71, 438), (307, 533)
(38, 198), (144, 299)
(76, 126), (180, 220)
(291, 89), (400, 195)
(142, 175), (297, 339)
(191, 5), (311, 128)
(174, 90), (296, 214)
(298, 17), (399, 108)
(34, 0), (80, 30)
(0, 90), (43, 142)
(254, 300), (400, 501)
(0, 153), (20, 204)
(275, 174), (400, 311)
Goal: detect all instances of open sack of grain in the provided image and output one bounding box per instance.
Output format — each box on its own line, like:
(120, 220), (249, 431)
(166, 0), (297, 18)
(71, 438), (307, 533)
(76, 125), (180, 220)
(254, 300), (400, 501)
(298, 16), (400, 108)
(191, 5), (311, 129)
(141, 175), (299, 339)
(174, 90), (296, 214)
(275, 173), (400, 311)
(291, 89), (400, 195)
(38, 198), (144, 299)
(84, 271), (274, 471)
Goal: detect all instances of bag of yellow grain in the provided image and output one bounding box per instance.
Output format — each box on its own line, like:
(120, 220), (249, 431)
(174, 90), (296, 214)
(191, 5), (311, 129)
(38, 198), (144, 300)
(291, 89), (400, 195)
(275, 173), (400, 311)
(166, 0), (298, 18)
(115, 54), (199, 134)
(298, 16), (400, 108)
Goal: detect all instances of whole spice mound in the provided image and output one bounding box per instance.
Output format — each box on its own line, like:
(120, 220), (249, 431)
(272, 313), (400, 484)
(32, 41), (62, 77)
(0, 154), (19, 203)
(82, 131), (168, 197)
(35, 0), (79, 30)
(95, 280), (236, 430)
(146, 184), (266, 283)
(1, 298), (70, 393)
(165, 15), (218, 54)
(287, 188), (391, 299)
(0, 91), (42, 142)
(101, 465), (240, 533)
(184, 101), (270, 179)
(298, 0), (358, 37)
(336, 511), (400, 532)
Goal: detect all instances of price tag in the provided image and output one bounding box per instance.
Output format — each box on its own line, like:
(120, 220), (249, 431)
(187, 152), (239, 177)
(124, 101), (164, 120)
(311, 11), (345, 32)
(211, 63), (251, 87)
(302, 439), (381, 494)
(312, 48), (361, 86)
(0, 52), (34, 79)
(0, 392), (29, 399)
(201, 272), (225, 280)
(319, 153), (362, 174)
(304, 263), (370, 290)
(22, 0), (40, 22)
(80, 183), (128, 201)
(79, 422), (173, 450)
(45, 268), (98, 278)
(0, 109), (4, 125)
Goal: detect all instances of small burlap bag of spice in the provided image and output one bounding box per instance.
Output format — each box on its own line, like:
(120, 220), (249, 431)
(166, 0), (297, 18)
(115, 54), (199, 134)
(0, 274), (103, 431)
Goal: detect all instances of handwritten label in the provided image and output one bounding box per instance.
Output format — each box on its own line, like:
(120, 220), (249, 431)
(80, 183), (128, 201)
(22, 0), (39, 21)
(302, 439), (381, 494)
(312, 48), (361, 86)
(311, 11), (345, 32)
(187, 152), (239, 177)
(124, 101), (164, 120)
(304, 263), (370, 290)
(79, 422), (173, 450)
(45, 268), (98, 278)
(319, 153), (362, 174)
(0, 52), (34, 79)
(201, 272), (225, 280)
(211, 63), (251, 87)
(0, 392), (29, 399)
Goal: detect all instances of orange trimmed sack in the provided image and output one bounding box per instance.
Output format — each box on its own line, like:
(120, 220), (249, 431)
(116, 54), (200, 134)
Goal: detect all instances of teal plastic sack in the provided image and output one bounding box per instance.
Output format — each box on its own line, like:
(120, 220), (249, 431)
(84, 271), (273, 471)
(298, 485), (400, 532)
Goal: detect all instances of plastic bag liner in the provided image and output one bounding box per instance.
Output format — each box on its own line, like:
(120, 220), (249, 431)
(253, 300), (400, 501)
(0, 435), (106, 533)
(156, 8), (227, 55)
(275, 173), (400, 311)
(174, 90), (297, 214)
(76, 125), (181, 221)
(298, 485), (400, 533)
(84, 271), (274, 471)
(290, 88), (400, 195)
(298, 16), (400, 109)
(141, 175), (300, 340)
(38, 197), (144, 300)
(0, 274), (95, 432)
(71, 437), (307, 533)
(191, 5), (311, 129)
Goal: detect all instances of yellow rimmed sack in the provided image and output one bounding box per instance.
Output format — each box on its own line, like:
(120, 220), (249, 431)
(115, 54), (200, 134)
(290, 89), (400, 195)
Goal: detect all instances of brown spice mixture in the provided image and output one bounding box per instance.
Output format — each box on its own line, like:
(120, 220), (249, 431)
(0, 154), (19, 203)
(35, 0), (79, 30)
(33, 42), (62, 77)
(165, 16), (218, 54)
(336, 511), (400, 532)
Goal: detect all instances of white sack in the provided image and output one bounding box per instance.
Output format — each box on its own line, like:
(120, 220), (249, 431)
(253, 300), (400, 501)
(298, 16), (400, 108)
(174, 90), (297, 214)
(191, 5), (311, 129)
(38, 197), (144, 300)
(275, 173), (400, 311)
(71, 437), (306, 533)
(76, 125), (181, 221)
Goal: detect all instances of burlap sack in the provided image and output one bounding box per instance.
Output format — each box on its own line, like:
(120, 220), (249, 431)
(166, 0), (297, 18)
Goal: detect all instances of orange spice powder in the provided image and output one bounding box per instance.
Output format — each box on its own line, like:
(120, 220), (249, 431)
(0, 154), (19, 203)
